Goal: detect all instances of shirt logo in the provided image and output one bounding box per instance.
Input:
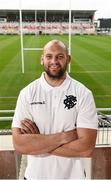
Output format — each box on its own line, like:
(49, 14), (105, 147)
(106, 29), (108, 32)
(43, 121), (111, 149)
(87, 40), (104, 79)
(30, 101), (45, 105)
(63, 95), (77, 109)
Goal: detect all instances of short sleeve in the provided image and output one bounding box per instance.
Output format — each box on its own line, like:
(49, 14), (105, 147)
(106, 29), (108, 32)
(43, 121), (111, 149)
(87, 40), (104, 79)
(76, 90), (98, 129)
(12, 90), (33, 128)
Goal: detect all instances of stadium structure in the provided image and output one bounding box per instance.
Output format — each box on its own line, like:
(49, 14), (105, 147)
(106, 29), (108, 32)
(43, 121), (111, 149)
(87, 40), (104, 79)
(0, 0), (111, 35)
(96, 18), (111, 35)
(0, 8), (96, 35)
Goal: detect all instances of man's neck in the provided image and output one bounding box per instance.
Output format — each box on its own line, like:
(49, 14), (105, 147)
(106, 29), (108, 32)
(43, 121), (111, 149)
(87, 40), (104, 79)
(44, 73), (66, 87)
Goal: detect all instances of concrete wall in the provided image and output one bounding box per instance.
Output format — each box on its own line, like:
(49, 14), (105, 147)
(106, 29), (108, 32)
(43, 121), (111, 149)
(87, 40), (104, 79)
(0, 150), (16, 179)
(92, 147), (111, 179)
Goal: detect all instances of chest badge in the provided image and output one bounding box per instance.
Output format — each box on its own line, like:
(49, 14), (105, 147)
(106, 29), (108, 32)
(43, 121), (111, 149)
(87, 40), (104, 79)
(63, 95), (77, 109)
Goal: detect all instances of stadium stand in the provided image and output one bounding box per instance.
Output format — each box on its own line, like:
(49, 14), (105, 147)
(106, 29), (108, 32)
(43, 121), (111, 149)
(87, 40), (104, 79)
(95, 18), (111, 35)
(0, 21), (96, 35)
(0, 10), (96, 35)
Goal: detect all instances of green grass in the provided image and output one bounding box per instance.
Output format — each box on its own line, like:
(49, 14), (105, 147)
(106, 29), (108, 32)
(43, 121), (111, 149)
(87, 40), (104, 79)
(0, 34), (111, 128)
(0, 121), (11, 129)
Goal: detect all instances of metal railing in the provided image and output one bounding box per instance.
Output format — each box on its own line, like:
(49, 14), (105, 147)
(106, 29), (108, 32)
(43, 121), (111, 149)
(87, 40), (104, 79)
(96, 112), (111, 146)
(0, 129), (12, 135)
(0, 109), (111, 146)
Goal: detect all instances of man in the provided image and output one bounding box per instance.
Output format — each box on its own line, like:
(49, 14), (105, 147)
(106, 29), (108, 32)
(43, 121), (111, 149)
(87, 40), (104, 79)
(12, 39), (98, 179)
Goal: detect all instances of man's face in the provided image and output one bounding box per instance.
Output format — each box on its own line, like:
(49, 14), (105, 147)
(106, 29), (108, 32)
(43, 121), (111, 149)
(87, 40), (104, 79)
(41, 44), (70, 79)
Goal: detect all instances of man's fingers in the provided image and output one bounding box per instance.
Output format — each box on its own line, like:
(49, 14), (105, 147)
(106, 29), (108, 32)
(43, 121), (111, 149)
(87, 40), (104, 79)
(62, 129), (77, 144)
(25, 119), (40, 133)
(21, 121), (33, 133)
(21, 119), (40, 134)
(21, 128), (28, 134)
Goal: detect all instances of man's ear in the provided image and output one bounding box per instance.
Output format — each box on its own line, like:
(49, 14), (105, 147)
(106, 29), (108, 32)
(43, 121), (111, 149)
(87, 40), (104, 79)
(67, 55), (71, 64)
(41, 55), (44, 65)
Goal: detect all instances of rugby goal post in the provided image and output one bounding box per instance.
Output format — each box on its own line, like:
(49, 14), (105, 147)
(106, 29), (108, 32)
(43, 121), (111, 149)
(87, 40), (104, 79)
(19, 0), (72, 73)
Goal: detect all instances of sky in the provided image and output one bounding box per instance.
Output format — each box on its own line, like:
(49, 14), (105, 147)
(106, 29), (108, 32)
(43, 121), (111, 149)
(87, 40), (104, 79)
(0, 0), (111, 20)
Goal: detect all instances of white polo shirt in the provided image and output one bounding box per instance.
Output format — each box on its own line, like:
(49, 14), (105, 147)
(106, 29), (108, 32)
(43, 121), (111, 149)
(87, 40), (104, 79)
(12, 72), (98, 179)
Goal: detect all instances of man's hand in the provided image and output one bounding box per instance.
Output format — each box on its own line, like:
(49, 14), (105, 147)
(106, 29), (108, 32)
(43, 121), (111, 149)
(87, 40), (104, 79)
(21, 119), (77, 144)
(21, 119), (40, 134)
(61, 129), (77, 144)
(13, 119), (77, 155)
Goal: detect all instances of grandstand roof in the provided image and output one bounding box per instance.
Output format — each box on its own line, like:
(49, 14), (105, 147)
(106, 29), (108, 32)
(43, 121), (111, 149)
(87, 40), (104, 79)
(0, 0), (111, 19)
(0, 0), (96, 11)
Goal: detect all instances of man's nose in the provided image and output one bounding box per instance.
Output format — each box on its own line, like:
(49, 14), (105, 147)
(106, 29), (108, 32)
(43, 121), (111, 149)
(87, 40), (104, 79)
(51, 57), (58, 63)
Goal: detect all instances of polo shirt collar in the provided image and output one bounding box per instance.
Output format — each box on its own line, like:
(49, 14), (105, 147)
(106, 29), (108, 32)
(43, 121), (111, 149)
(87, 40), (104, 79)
(40, 72), (71, 92)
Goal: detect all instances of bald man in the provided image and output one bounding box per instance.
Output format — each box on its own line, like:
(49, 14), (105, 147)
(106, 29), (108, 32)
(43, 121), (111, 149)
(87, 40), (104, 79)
(12, 40), (98, 179)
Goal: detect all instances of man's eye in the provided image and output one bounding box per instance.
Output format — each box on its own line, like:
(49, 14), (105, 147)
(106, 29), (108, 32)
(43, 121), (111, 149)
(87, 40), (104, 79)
(58, 55), (64, 59)
(46, 55), (52, 59)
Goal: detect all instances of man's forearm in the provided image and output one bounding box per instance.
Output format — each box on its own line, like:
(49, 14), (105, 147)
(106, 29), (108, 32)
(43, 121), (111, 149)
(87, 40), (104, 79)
(51, 129), (97, 158)
(17, 120), (96, 157)
(51, 139), (93, 157)
(12, 128), (75, 155)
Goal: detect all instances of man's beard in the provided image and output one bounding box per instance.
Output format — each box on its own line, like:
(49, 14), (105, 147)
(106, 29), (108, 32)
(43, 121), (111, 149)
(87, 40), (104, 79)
(43, 64), (67, 79)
